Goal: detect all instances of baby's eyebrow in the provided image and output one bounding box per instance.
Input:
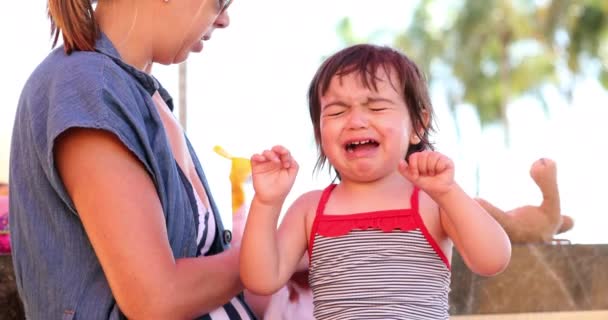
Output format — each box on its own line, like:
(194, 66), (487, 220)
(362, 97), (395, 105)
(322, 96), (396, 111)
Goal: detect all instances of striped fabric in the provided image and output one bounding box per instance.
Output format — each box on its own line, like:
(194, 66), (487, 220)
(193, 190), (255, 320)
(308, 185), (451, 320)
(197, 297), (254, 320)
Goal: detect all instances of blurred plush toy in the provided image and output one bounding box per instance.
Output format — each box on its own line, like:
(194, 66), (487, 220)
(475, 158), (574, 244)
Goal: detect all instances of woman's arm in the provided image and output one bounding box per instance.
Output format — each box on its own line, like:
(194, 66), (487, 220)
(55, 128), (243, 319)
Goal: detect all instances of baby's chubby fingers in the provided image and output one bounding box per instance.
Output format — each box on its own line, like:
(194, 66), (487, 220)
(398, 159), (409, 177)
(250, 145), (299, 171)
(425, 152), (441, 176)
(399, 158), (418, 182)
(262, 149), (281, 163)
(250, 149), (280, 166)
(407, 152), (420, 178)
(271, 145), (290, 155)
(434, 154), (453, 174)
(250, 153), (267, 164)
(271, 145), (297, 169)
(417, 151), (434, 176)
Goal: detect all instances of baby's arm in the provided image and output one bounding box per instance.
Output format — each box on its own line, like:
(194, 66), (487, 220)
(240, 146), (309, 295)
(400, 151), (511, 276)
(436, 187), (511, 276)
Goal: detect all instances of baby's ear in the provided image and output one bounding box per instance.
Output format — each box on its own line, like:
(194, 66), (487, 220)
(421, 108), (431, 129)
(410, 108), (430, 145)
(409, 133), (421, 145)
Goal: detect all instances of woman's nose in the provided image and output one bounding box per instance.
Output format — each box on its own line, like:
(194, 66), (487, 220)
(215, 10), (230, 28)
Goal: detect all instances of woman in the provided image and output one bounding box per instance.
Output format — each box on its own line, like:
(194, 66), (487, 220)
(9, 0), (263, 318)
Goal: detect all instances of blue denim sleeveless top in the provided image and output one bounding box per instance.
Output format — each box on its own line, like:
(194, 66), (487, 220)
(9, 33), (232, 319)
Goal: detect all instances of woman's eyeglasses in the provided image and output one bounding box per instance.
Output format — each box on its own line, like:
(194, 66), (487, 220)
(220, 0), (232, 14)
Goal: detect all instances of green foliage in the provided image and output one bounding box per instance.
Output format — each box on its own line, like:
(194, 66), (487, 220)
(336, 0), (608, 135)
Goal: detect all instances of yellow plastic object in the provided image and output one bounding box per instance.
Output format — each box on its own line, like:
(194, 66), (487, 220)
(213, 146), (252, 215)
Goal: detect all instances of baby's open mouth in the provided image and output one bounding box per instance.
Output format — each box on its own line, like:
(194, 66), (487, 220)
(345, 139), (379, 152)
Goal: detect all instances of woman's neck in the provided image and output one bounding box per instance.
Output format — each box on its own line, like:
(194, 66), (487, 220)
(95, 1), (153, 72)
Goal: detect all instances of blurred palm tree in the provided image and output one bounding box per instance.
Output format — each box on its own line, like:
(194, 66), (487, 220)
(337, 0), (608, 145)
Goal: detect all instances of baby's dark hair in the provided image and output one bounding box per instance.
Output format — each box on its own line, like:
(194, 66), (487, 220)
(307, 44), (435, 176)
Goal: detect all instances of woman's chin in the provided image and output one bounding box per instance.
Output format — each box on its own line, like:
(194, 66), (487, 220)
(191, 40), (204, 53)
(170, 50), (192, 65)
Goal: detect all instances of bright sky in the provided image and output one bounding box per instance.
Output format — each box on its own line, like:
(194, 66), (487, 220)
(1, 0), (606, 244)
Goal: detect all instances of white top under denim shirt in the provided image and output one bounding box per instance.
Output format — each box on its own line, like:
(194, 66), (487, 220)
(9, 32), (254, 320)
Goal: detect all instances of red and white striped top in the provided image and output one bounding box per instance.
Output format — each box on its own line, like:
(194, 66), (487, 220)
(308, 184), (451, 320)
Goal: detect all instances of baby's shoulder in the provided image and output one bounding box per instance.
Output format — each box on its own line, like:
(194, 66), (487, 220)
(290, 190), (324, 236)
(286, 190), (323, 222)
(417, 189), (441, 216)
(416, 190), (446, 236)
(291, 190), (323, 212)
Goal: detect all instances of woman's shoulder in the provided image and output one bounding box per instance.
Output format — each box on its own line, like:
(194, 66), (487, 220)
(16, 47), (157, 164)
(19, 47), (150, 127)
(25, 47), (136, 99)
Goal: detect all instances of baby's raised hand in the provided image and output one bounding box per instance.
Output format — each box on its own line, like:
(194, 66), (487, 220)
(398, 151), (455, 197)
(250, 145), (299, 205)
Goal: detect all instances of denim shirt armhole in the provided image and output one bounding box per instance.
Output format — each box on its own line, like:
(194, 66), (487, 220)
(46, 120), (153, 217)
(44, 74), (154, 217)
